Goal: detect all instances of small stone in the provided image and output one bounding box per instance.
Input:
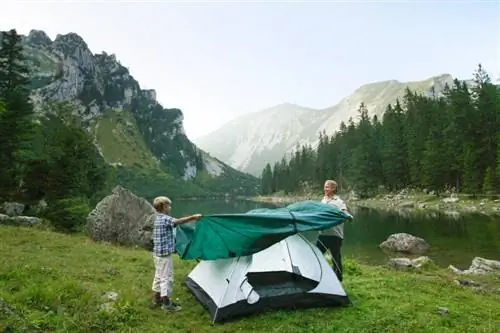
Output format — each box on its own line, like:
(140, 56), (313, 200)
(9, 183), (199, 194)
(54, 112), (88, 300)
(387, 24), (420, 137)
(388, 256), (433, 270)
(436, 306), (449, 316)
(103, 291), (119, 302)
(454, 279), (480, 287)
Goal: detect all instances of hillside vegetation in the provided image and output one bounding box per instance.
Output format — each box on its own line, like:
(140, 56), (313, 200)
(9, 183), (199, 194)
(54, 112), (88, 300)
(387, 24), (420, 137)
(1, 225), (499, 333)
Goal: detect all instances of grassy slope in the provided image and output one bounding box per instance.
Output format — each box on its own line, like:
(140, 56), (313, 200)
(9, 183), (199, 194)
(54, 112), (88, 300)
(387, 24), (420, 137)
(1, 226), (499, 333)
(91, 109), (161, 170)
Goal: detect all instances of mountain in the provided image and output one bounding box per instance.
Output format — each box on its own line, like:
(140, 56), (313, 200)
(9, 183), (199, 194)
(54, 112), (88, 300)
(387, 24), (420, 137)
(192, 103), (324, 175)
(17, 29), (258, 197)
(193, 74), (462, 176)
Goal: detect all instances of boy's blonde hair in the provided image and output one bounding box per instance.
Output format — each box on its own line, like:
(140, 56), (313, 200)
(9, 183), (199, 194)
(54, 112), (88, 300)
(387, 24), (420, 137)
(153, 196), (172, 212)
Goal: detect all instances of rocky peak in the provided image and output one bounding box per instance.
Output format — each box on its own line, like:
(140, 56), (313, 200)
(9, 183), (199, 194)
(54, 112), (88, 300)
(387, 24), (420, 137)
(142, 89), (157, 102)
(17, 29), (199, 178)
(53, 32), (89, 55)
(26, 29), (52, 48)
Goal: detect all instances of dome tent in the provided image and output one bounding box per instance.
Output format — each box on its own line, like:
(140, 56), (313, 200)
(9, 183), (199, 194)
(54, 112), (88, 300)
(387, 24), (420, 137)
(175, 201), (353, 323)
(185, 233), (350, 323)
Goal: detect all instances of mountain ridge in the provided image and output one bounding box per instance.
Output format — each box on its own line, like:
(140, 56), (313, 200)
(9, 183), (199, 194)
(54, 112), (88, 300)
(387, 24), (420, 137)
(14, 28), (258, 197)
(194, 73), (468, 175)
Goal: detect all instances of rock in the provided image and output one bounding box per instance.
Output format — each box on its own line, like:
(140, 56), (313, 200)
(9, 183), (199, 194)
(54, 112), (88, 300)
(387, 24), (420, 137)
(388, 256), (433, 270)
(99, 291), (119, 312)
(449, 257), (500, 275)
(442, 197), (459, 204)
(10, 216), (40, 225)
(86, 186), (156, 250)
(380, 233), (430, 254)
(436, 306), (449, 316)
(103, 291), (119, 302)
(0, 214), (40, 225)
(398, 200), (415, 208)
(454, 279), (481, 287)
(1, 202), (25, 216)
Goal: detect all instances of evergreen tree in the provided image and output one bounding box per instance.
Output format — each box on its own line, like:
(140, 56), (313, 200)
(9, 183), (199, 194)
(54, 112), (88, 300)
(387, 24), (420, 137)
(261, 163), (273, 194)
(23, 102), (110, 201)
(0, 29), (35, 197)
(350, 103), (377, 197)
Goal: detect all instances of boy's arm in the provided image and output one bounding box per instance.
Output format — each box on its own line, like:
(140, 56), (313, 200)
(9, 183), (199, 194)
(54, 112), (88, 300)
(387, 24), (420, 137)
(173, 214), (202, 225)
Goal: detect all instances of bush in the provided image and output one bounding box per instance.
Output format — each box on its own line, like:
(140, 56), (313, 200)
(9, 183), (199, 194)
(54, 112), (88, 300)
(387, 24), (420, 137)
(42, 197), (91, 232)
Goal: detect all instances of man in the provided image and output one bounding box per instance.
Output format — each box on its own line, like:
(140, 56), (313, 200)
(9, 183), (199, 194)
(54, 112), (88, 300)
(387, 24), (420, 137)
(316, 179), (350, 282)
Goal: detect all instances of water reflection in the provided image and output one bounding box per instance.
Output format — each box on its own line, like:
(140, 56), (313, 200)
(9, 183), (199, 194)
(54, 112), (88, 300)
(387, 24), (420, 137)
(344, 206), (500, 268)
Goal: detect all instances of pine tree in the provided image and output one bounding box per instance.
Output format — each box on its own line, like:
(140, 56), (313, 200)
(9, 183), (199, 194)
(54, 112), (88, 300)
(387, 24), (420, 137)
(421, 98), (448, 192)
(261, 163), (273, 194)
(0, 29), (35, 197)
(350, 103), (377, 197)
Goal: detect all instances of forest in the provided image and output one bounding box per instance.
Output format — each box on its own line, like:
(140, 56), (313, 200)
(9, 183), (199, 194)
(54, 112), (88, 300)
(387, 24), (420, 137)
(261, 65), (500, 198)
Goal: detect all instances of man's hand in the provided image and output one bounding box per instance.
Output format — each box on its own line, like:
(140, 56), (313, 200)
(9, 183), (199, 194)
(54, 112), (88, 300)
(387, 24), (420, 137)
(192, 214), (203, 221)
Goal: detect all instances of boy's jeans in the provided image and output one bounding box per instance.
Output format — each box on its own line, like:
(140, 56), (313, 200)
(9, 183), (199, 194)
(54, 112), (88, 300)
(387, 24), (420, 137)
(152, 254), (174, 297)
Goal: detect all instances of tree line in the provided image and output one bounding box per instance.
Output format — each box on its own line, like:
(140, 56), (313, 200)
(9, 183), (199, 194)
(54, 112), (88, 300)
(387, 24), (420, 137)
(0, 29), (112, 231)
(261, 65), (500, 198)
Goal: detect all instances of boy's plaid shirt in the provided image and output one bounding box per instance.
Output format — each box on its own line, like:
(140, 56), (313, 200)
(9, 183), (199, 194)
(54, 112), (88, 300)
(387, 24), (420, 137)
(153, 213), (176, 256)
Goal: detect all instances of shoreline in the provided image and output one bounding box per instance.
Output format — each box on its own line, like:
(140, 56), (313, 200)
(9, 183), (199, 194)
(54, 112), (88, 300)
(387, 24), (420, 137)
(245, 193), (500, 217)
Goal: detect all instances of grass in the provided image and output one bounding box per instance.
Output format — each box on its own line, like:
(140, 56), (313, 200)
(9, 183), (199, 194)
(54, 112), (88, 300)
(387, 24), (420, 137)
(1, 225), (499, 333)
(91, 109), (161, 170)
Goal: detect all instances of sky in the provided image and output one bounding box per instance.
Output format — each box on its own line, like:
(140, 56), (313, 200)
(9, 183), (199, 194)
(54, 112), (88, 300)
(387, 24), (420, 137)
(1, 0), (499, 139)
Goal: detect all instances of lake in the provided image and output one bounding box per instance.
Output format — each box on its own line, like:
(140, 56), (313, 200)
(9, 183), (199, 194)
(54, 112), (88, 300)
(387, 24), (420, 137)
(172, 199), (500, 269)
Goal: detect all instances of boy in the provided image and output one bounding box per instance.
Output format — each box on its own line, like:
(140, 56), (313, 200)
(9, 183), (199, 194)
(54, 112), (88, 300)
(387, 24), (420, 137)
(151, 196), (202, 311)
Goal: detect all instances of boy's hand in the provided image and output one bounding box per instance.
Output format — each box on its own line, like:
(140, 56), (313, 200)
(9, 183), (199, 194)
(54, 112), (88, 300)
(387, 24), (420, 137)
(192, 214), (202, 221)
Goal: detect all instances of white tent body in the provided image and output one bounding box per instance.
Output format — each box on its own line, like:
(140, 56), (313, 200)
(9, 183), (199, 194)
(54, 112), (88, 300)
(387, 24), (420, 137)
(185, 232), (350, 323)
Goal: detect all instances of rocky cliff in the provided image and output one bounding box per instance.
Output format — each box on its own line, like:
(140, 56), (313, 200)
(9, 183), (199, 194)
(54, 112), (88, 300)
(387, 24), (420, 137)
(17, 29), (257, 196)
(194, 74), (469, 176)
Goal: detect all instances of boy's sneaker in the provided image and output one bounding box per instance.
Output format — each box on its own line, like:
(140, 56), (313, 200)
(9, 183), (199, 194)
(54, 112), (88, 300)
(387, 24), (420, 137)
(162, 301), (181, 312)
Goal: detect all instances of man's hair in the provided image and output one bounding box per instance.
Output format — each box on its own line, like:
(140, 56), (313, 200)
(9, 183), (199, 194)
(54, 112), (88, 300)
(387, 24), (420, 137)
(324, 179), (338, 193)
(153, 196), (172, 212)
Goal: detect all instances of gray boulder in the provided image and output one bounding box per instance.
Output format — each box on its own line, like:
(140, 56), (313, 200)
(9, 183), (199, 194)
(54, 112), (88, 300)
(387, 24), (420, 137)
(0, 214), (40, 225)
(86, 186), (156, 250)
(388, 256), (434, 270)
(1, 202), (25, 216)
(380, 232), (429, 254)
(449, 257), (500, 275)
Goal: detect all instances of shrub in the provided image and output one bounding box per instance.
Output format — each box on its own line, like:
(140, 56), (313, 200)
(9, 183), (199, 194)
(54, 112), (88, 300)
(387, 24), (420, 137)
(42, 197), (91, 232)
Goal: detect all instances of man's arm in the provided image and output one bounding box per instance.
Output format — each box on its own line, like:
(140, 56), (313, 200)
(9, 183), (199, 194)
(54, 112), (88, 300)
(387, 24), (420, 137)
(339, 200), (353, 218)
(173, 214), (202, 225)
